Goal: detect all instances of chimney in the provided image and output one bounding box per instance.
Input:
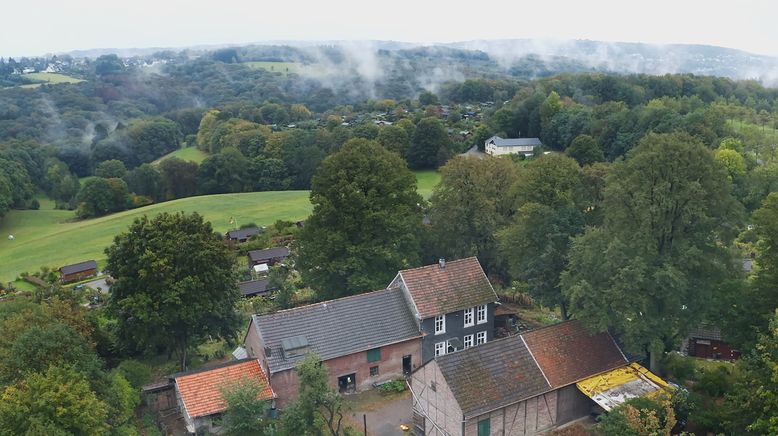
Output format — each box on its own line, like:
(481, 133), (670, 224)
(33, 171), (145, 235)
(439, 258), (446, 269)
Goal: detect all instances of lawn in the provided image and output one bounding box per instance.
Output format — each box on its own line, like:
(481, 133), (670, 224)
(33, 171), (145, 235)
(152, 146), (209, 164)
(415, 170), (441, 198)
(0, 191), (312, 282)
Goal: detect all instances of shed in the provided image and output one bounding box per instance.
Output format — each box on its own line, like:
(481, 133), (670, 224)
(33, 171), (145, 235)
(59, 260), (98, 283)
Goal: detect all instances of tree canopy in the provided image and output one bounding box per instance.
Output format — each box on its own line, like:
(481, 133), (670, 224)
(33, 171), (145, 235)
(106, 212), (240, 370)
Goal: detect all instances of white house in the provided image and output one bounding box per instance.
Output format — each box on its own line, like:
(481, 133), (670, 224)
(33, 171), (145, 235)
(484, 136), (542, 157)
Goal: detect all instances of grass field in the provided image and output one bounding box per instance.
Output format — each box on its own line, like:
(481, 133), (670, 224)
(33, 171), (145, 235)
(0, 191), (312, 282)
(152, 146), (209, 164)
(17, 72), (84, 89)
(0, 170), (440, 283)
(245, 61), (302, 74)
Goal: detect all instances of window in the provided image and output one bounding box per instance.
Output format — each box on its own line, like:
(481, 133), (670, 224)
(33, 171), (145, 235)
(476, 331), (487, 345)
(435, 341), (446, 357)
(476, 304), (487, 324)
(477, 418), (491, 436)
(447, 339), (459, 354)
(434, 315), (446, 334)
(464, 334), (474, 349)
(366, 347), (381, 363)
(370, 366), (379, 376)
(464, 307), (474, 327)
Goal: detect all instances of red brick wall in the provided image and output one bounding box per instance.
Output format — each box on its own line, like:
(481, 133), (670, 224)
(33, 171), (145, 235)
(271, 337), (421, 408)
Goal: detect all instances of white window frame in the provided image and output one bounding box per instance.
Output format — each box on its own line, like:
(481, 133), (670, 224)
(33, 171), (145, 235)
(476, 304), (487, 325)
(447, 339), (459, 354)
(463, 334), (474, 349)
(434, 341), (446, 357)
(434, 315), (446, 335)
(476, 331), (487, 345)
(463, 307), (474, 327)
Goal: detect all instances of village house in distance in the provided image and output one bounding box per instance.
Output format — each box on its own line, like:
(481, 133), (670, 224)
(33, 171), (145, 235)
(484, 135), (542, 157)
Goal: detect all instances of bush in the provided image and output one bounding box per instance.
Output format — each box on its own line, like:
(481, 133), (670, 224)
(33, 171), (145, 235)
(378, 379), (406, 394)
(662, 353), (696, 383)
(115, 360), (152, 390)
(694, 366), (734, 397)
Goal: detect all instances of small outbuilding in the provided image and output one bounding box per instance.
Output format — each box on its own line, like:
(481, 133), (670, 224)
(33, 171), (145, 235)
(226, 227), (262, 243)
(247, 247), (290, 267)
(238, 278), (276, 298)
(173, 358), (274, 434)
(484, 136), (542, 157)
(59, 260), (98, 283)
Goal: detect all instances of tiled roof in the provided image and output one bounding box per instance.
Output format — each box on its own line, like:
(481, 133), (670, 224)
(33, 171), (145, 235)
(174, 359), (273, 418)
(688, 324), (723, 341)
(436, 335), (551, 418)
(248, 247), (290, 262)
(255, 288), (420, 373)
(238, 278), (275, 297)
(521, 320), (627, 388)
(60, 260), (97, 275)
(398, 257), (497, 319)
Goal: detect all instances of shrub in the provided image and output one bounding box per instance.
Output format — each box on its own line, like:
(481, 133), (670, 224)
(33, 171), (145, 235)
(662, 353), (696, 383)
(115, 360), (152, 390)
(378, 379), (406, 394)
(694, 366), (734, 397)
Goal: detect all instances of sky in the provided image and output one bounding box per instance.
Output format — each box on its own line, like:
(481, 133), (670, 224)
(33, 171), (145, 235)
(2, 0), (776, 57)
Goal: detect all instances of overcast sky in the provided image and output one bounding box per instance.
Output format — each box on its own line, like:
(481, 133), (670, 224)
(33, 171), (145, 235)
(2, 0), (776, 57)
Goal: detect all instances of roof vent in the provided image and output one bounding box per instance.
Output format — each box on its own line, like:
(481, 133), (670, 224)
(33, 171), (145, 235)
(439, 258), (446, 269)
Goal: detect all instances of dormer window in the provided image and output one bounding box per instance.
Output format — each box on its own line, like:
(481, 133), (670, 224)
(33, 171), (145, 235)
(464, 307), (474, 327)
(476, 305), (487, 324)
(434, 315), (446, 335)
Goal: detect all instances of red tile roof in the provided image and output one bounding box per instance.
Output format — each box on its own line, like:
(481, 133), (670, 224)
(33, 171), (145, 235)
(521, 320), (628, 388)
(399, 257), (497, 319)
(175, 359), (274, 418)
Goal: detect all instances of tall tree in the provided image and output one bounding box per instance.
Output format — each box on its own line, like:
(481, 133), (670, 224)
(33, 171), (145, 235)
(499, 154), (586, 319)
(297, 138), (423, 298)
(561, 132), (742, 370)
(428, 156), (519, 272)
(106, 212), (240, 370)
(408, 117), (450, 169)
(220, 377), (274, 436)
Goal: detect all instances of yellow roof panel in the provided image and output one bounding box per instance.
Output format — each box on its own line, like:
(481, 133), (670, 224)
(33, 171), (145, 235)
(576, 363), (672, 411)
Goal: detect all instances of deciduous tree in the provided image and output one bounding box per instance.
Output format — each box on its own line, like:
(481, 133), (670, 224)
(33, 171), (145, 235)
(298, 139), (423, 297)
(106, 212), (240, 370)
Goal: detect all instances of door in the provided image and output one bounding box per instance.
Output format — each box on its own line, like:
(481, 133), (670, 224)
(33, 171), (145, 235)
(403, 355), (412, 375)
(338, 373), (356, 393)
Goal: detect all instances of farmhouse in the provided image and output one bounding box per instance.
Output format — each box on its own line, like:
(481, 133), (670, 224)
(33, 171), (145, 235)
(245, 288), (422, 407)
(59, 259), (98, 282)
(410, 320), (671, 435)
(226, 226), (262, 243)
(173, 358), (274, 434)
(388, 257), (499, 363)
(247, 247), (290, 267)
(484, 136), (542, 157)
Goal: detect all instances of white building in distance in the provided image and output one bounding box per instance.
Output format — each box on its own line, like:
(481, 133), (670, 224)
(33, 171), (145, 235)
(484, 135), (542, 157)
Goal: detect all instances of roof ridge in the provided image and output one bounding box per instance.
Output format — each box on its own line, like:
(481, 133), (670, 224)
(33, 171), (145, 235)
(172, 358), (260, 379)
(398, 256), (479, 274)
(255, 287), (396, 318)
(521, 334), (551, 388)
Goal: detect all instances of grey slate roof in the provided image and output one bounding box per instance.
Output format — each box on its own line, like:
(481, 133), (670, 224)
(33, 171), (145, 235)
(248, 247), (290, 263)
(435, 334), (552, 418)
(227, 227), (261, 241)
(238, 279), (275, 297)
(688, 324), (723, 341)
(60, 260), (98, 275)
(486, 135), (542, 147)
(254, 288), (420, 373)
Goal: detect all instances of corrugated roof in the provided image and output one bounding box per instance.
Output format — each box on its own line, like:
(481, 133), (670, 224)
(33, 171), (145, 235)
(435, 335), (551, 418)
(255, 288), (420, 373)
(248, 247), (290, 262)
(175, 359), (273, 418)
(486, 136), (542, 147)
(398, 257), (497, 319)
(521, 320), (628, 388)
(59, 260), (97, 275)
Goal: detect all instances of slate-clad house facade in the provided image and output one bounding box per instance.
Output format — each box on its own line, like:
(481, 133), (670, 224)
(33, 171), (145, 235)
(389, 258), (499, 363)
(245, 288), (421, 407)
(410, 320), (645, 435)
